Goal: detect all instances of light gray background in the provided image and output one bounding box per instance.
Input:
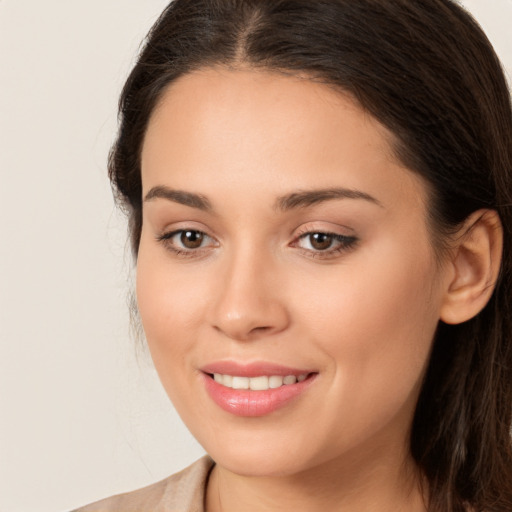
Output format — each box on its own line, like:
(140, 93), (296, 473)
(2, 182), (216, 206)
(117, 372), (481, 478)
(0, 2), (510, 511)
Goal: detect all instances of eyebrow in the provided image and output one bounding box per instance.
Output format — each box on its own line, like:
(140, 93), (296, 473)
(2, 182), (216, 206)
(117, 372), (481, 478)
(274, 187), (383, 211)
(143, 185), (382, 212)
(144, 186), (212, 211)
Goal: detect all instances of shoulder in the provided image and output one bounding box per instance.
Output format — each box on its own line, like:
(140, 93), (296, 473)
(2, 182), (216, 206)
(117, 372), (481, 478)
(71, 456), (214, 512)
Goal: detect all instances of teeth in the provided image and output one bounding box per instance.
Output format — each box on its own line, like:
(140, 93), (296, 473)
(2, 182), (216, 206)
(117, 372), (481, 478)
(222, 374), (233, 387)
(269, 375), (283, 388)
(232, 376), (249, 389)
(212, 373), (308, 390)
(249, 376), (269, 390)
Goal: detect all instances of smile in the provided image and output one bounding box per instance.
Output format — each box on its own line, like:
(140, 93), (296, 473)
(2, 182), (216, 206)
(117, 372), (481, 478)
(212, 373), (308, 390)
(201, 363), (317, 417)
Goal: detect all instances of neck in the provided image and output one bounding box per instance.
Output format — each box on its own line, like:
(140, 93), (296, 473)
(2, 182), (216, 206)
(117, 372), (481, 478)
(205, 446), (427, 512)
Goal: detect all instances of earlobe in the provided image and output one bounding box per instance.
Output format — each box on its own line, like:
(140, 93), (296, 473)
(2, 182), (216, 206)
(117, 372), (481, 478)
(440, 209), (503, 325)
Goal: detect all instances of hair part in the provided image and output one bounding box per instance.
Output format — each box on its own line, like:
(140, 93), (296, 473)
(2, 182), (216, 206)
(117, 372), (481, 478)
(109, 1), (512, 510)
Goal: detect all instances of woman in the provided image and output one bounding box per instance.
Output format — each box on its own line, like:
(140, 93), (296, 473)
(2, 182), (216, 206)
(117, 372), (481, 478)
(74, 0), (512, 510)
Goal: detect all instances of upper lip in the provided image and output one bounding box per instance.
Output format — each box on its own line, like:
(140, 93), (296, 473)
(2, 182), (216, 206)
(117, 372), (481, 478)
(200, 361), (315, 378)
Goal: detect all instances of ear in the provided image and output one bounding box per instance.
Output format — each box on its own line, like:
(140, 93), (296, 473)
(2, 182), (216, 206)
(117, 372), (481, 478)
(440, 209), (503, 325)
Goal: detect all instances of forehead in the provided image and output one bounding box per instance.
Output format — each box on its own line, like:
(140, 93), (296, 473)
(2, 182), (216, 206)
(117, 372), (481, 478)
(141, 67), (427, 215)
(143, 66), (393, 159)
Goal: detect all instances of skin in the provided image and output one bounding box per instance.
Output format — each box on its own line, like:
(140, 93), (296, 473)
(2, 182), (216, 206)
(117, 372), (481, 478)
(137, 67), (458, 511)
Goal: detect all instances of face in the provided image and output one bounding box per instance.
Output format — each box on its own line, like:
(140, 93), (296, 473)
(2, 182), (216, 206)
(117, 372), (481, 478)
(137, 67), (449, 478)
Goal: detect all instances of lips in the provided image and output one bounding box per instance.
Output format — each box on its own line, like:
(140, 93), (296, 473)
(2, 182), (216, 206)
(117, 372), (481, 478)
(200, 361), (317, 417)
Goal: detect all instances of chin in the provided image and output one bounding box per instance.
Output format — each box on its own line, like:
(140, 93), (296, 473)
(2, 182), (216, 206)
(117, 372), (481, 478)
(211, 446), (310, 478)
(192, 422), (323, 478)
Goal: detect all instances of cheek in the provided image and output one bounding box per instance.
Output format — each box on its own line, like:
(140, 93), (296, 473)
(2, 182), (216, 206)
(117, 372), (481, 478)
(135, 245), (208, 369)
(297, 242), (440, 413)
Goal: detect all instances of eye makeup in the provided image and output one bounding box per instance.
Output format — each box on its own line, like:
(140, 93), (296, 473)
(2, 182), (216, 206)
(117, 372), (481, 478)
(156, 227), (359, 261)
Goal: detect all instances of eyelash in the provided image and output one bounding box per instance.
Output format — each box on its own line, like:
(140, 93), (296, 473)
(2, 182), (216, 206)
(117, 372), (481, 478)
(156, 229), (216, 258)
(156, 229), (358, 260)
(293, 229), (358, 259)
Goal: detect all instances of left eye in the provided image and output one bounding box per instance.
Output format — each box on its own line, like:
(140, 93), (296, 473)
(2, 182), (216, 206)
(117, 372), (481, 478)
(296, 232), (356, 252)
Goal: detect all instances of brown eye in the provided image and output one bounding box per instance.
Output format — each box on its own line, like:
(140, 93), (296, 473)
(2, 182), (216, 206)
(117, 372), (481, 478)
(294, 231), (358, 257)
(157, 228), (217, 256)
(180, 230), (204, 249)
(309, 233), (334, 250)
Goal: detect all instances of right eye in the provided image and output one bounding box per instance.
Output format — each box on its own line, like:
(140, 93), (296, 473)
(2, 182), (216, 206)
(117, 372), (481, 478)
(157, 229), (217, 255)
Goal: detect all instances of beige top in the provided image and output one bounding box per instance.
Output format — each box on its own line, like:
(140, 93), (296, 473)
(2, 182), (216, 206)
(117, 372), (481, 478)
(72, 456), (214, 512)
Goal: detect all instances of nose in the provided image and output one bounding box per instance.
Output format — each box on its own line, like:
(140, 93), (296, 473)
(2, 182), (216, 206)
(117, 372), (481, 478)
(209, 248), (290, 342)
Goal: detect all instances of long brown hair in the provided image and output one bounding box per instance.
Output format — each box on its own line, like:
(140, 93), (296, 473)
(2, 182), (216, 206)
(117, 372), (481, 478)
(109, 1), (512, 510)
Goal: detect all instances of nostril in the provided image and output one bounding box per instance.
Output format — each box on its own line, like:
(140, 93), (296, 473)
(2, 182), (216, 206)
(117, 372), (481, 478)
(250, 326), (272, 333)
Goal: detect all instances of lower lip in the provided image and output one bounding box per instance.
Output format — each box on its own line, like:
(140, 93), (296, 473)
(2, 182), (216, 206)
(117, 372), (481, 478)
(202, 373), (317, 417)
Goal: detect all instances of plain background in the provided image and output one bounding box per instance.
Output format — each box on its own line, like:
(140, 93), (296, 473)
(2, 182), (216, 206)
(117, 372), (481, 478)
(0, 2), (510, 511)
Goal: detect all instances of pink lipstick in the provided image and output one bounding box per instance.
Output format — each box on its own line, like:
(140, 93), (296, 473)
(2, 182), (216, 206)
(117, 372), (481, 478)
(200, 361), (317, 417)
